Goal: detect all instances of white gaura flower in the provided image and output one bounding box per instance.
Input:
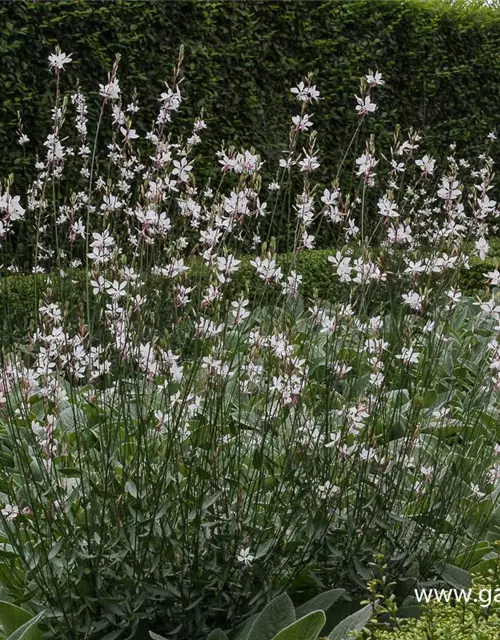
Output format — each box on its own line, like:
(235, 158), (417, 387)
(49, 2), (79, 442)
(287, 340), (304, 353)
(217, 255), (241, 283)
(344, 218), (359, 239)
(1, 504), (20, 522)
(355, 152), (378, 178)
(174, 284), (194, 308)
(282, 270), (303, 297)
(423, 320), (436, 333)
(485, 269), (500, 286)
(298, 152), (320, 173)
(355, 95), (377, 115)
(237, 547), (255, 567)
(377, 196), (399, 219)
(328, 251), (353, 283)
(105, 280), (127, 300)
(172, 157), (193, 182)
(300, 231), (315, 250)
(290, 81), (321, 103)
(415, 154), (436, 176)
(48, 48), (73, 72)
(250, 257), (282, 283)
(387, 223), (412, 245)
(292, 114), (314, 132)
(369, 371), (384, 387)
(317, 481), (340, 499)
(476, 298), (500, 317)
(195, 318), (224, 338)
(279, 157), (296, 170)
(365, 70), (385, 86)
(475, 237), (489, 261)
(231, 298), (250, 325)
(99, 80), (121, 101)
(437, 177), (461, 201)
(359, 447), (377, 462)
(70, 218), (85, 240)
(402, 291), (423, 311)
(120, 126), (139, 142)
(446, 288), (461, 309)
(88, 231), (116, 264)
(101, 194), (123, 212)
(0, 194), (25, 221)
(91, 275), (106, 295)
(321, 188), (340, 206)
(470, 483), (485, 499)
(395, 348), (420, 365)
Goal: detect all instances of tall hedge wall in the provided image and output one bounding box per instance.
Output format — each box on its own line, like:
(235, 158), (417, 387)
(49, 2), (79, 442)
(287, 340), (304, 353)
(2, 0), (500, 182)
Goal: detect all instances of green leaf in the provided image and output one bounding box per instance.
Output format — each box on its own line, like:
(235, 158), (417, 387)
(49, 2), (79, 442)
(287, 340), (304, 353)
(247, 594), (296, 640)
(271, 610), (326, 640)
(328, 603), (374, 640)
(100, 629), (124, 640)
(439, 563), (472, 589)
(232, 613), (258, 640)
(0, 602), (32, 637)
(455, 542), (493, 569)
(207, 630), (229, 640)
(254, 538), (274, 560)
(0, 544), (18, 558)
(295, 589), (346, 619)
(125, 480), (138, 498)
(149, 633), (169, 640)
(48, 539), (62, 560)
(202, 492), (221, 510)
(7, 611), (45, 640)
(59, 406), (86, 431)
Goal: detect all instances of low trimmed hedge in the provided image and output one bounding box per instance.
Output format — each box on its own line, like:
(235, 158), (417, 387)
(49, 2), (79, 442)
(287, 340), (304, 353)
(0, 247), (497, 349)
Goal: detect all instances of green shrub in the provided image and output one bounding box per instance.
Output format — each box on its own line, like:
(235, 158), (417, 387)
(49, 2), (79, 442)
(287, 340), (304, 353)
(1, 246), (497, 349)
(372, 592), (500, 639)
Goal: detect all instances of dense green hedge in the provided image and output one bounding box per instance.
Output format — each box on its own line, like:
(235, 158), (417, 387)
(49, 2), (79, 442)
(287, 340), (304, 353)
(2, 0), (500, 193)
(1, 247), (497, 350)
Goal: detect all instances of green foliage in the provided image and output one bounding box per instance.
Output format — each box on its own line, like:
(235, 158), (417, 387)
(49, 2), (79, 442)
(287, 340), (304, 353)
(371, 592), (500, 639)
(1, 289), (499, 638)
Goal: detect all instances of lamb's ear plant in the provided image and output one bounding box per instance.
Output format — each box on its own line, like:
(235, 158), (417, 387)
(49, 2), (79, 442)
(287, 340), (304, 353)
(0, 601), (45, 640)
(196, 590), (366, 640)
(327, 603), (374, 640)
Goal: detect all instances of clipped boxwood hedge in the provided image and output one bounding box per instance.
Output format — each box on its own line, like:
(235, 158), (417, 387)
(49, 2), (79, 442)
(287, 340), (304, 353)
(0, 247), (497, 348)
